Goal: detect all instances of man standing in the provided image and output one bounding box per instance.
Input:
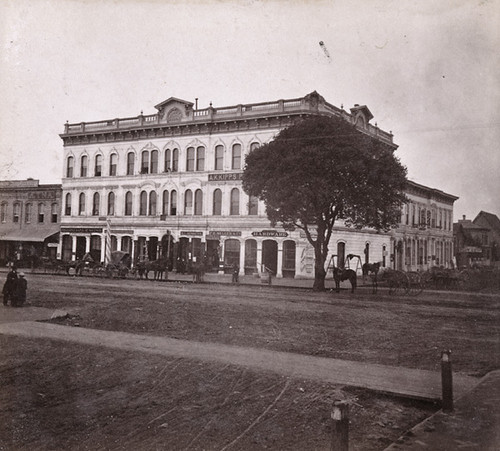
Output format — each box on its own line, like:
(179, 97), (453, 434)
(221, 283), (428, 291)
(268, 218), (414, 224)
(2, 265), (18, 306)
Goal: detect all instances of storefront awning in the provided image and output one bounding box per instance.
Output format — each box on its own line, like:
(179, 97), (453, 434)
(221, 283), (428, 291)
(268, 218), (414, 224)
(0, 225), (60, 242)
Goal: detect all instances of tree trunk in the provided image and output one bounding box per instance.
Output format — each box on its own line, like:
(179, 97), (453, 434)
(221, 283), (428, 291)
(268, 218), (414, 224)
(313, 243), (327, 291)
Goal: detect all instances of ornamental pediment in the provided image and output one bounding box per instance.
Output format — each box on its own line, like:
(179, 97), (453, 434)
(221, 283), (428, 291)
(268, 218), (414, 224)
(154, 97), (194, 124)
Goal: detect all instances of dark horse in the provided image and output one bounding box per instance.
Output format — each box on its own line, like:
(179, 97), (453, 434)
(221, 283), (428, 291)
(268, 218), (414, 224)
(333, 267), (357, 293)
(362, 262), (381, 294)
(136, 258), (168, 281)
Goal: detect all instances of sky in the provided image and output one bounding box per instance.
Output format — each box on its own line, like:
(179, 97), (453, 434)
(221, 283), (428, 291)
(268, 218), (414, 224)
(1, 0), (499, 221)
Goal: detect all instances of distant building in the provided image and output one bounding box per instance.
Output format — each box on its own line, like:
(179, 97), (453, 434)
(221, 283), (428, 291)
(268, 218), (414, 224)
(0, 179), (62, 264)
(454, 215), (492, 268)
(57, 91), (457, 277)
(473, 211), (500, 264)
(391, 181), (457, 271)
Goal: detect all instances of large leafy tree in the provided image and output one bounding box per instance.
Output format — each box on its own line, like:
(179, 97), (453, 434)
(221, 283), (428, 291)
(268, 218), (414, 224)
(242, 115), (407, 291)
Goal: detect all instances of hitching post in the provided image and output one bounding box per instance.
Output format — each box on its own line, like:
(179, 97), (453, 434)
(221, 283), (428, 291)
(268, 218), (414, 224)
(331, 400), (349, 451)
(441, 349), (453, 412)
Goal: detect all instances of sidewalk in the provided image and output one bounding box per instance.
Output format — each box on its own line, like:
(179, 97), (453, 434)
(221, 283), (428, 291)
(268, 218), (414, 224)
(0, 319), (477, 401)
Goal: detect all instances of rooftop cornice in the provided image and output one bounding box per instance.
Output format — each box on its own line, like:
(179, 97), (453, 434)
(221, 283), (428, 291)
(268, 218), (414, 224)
(60, 92), (396, 148)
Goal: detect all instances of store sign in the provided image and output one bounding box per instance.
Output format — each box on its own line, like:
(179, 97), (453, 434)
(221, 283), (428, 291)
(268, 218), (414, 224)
(27, 191), (56, 200)
(110, 230), (134, 235)
(207, 231), (242, 237)
(252, 230), (288, 237)
(61, 227), (103, 233)
(181, 231), (204, 236)
(208, 172), (243, 182)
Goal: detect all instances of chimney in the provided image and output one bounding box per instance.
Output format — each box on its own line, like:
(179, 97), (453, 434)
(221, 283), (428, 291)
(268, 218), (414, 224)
(462, 215), (466, 220)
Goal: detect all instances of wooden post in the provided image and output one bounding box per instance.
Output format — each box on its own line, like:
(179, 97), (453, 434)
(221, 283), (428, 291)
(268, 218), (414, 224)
(331, 400), (349, 451)
(441, 349), (453, 412)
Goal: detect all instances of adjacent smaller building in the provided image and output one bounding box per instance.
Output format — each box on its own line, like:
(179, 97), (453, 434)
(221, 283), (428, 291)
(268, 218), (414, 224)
(0, 179), (62, 266)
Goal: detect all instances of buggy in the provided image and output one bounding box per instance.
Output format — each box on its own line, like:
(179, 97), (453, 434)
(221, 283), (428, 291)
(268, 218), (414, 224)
(105, 251), (131, 278)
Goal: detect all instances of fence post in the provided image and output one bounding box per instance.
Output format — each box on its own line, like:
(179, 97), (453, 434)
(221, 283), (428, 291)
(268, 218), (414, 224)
(331, 400), (349, 451)
(441, 349), (453, 412)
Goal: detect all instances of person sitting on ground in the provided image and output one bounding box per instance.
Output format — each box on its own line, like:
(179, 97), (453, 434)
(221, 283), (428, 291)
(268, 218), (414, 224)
(11, 272), (27, 307)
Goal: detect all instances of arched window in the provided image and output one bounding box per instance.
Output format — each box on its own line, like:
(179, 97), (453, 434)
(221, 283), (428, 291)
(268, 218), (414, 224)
(186, 147), (195, 171)
(13, 203), (20, 223)
(78, 193), (86, 215)
(111, 235), (118, 252)
(230, 188), (240, 215)
(92, 192), (100, 216)
(139, 191), (147, 215)
(150, 150), (158, 174)
(196, 146), (205, 171)
(141, 151), (149, 174)
(184, 189), (193, 214)
(232, 143), (241, 169)
(127, 152), (135, 175)
(337, 242), (346, 268)
(51, 203), (58, 223)
(250, 142), (260, 152)
(215, 145), (224, 170)
(38, 203), (45, 223)
(66, 156), (74, 178)
(170, 190), (177, 216)
(107, 192), (115, 216)
(95, 155), (102, 177)
(165, 149), (171, 172)
(125, 191), (133, 216)
(121, 236), (132, 253)
(162, 190), (169, 215)
(172, 148), (179, 172)
(248, 195), (258, 216)
(149, 191), (157, 216)
(25, 203), (32, 223)
(109, 154), (117, 176)
(194, 189), (203, 215)
(245, 239), (257, 274)
(80, 155), (88, 177)
(65, 193), (72, 216)
(213, 189), (222, 215)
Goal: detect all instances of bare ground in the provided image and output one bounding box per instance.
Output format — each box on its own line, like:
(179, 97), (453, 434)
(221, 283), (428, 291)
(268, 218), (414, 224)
(0, 274), (499, 450)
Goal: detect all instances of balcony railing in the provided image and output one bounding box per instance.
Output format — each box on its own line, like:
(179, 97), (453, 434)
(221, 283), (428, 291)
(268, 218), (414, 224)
(62, 95), (394, 145)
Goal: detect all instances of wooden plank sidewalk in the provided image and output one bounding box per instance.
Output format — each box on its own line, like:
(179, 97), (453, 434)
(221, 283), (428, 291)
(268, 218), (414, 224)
(0, 321), (477, 401)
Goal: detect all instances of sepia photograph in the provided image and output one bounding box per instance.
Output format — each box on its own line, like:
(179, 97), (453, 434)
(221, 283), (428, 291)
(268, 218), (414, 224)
(0, 0), (499, 449)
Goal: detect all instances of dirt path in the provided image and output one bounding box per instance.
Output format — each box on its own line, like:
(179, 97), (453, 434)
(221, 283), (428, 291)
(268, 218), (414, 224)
(0, 320), (477, 401)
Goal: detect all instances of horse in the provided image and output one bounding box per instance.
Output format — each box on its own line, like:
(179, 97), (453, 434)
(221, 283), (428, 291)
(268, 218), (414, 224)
(332, 267), (357, 293)
(362, 262), (381, 294)
(136, 258), (168, 280)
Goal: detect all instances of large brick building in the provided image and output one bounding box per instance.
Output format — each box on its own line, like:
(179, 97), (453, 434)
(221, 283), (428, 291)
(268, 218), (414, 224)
(57, 91), (457, 277)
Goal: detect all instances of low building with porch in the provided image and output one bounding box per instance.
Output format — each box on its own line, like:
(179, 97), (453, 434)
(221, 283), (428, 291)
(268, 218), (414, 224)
(0, 179), (61, 266)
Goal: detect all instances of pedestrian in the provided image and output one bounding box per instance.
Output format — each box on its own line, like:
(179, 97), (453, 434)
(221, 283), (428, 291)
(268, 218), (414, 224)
(12, 272), (27, 307)
(2, 265), (18, 306)
(232, 263), (239, 283)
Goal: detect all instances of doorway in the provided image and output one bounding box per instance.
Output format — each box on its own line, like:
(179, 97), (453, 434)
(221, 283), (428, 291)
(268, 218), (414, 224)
(262, 240), (278, 275)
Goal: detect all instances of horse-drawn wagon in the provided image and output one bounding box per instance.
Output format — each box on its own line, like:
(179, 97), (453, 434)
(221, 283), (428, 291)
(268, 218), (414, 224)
(380, 269), (424, 296)
(105, 251), (131, 278)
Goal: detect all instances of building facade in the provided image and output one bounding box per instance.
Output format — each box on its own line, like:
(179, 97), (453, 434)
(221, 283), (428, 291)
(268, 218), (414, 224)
(58, 91), (456, 277)
(0, 179), (61, 265)
(391, 181), (457, 271)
